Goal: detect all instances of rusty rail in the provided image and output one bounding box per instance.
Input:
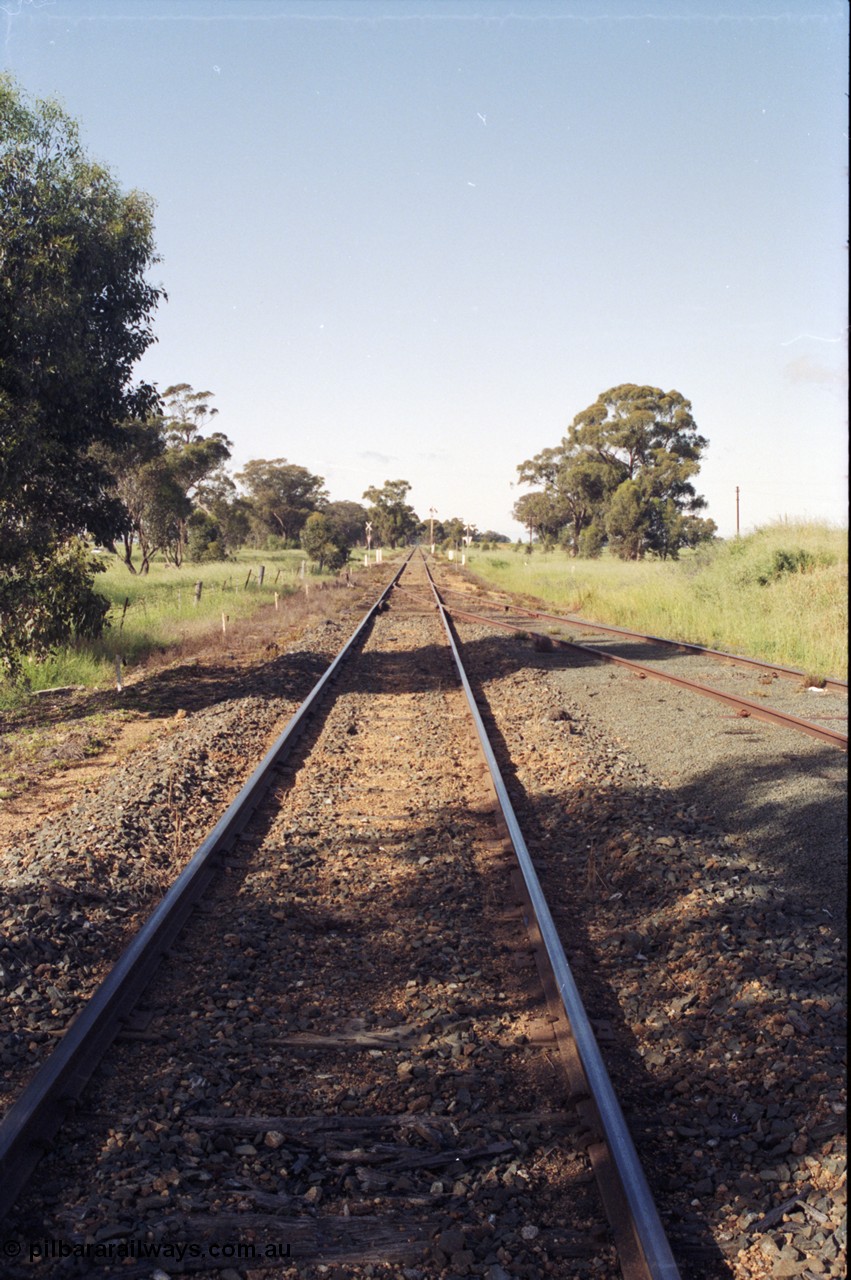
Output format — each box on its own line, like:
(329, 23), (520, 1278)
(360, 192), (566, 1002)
(423, 559), (682, 1280)
(0, 557), (410, 1222)
(444, 603), (847, 752)
(438, 585), (847, 695)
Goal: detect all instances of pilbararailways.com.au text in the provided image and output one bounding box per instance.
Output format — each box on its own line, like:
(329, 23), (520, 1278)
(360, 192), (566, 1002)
(2, 1237), (292, 1264)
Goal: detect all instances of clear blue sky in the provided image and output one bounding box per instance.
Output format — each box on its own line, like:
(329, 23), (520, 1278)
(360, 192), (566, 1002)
(3, 0), (848, 538)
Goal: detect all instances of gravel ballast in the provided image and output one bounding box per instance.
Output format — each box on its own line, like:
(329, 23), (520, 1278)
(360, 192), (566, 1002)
(454, 612), (846, 1279)
(0, 561), (846, 1279)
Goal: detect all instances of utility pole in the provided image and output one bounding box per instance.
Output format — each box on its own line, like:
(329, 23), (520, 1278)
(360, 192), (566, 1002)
(428, 506), (437, 552)
(735, 486), (740, 537)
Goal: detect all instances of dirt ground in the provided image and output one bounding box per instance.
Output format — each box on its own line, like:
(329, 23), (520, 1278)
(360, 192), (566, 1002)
(0, 576), (373, 849)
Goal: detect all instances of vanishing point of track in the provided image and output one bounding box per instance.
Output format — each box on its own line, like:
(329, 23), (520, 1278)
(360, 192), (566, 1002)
(0, 555), (679, 1279)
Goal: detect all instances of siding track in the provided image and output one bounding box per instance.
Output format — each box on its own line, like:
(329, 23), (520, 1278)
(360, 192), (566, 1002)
(430, 582), (847, 751)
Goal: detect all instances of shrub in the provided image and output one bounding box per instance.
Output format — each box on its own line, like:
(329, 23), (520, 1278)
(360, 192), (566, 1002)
(577, 524), (605, 559)
(186, 510), (228, 563)
(0, 538), (109, 679)
(755, 547), (816, 585)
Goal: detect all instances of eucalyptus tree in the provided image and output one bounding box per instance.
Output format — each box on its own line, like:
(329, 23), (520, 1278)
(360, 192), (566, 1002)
(0, 76), (163, 672)
(96, 388), (231, 573)
(300, 512), (349, 572)
(568, 384), (713, 558)
(515, 385), (715, 560)
(325, 500), (368, 550)
(158, 385), (231, 565)
(440, 516), (467, 548)
(362, 479), (420, 548)
(512, 490), (562, 546)
(237, 459), (328, 546)
(516, 446), (612, 554)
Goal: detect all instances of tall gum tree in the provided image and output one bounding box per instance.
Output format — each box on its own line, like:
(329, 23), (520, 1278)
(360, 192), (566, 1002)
(0, 76), (164, 672)
(568, 384), (713, 558)
(159, 384), (231, 566)
(362, 479), (420, 548)
(516, 385), (716, 560)
(93, 386), (231, 573)
(237, 459), (328, 546)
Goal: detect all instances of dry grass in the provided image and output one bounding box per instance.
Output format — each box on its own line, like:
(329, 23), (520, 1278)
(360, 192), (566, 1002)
(465, 522), (847, 681)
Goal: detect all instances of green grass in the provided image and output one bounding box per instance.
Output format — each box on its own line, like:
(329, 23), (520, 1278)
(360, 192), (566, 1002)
(96, 549), (308, 659)
(463, 522), (848, 681)
(3, 527), (845, 708)
(0, 548), (332, 708)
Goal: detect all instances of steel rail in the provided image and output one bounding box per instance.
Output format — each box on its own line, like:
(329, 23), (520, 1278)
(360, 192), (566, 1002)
(444, 603), (847, 752)
(438, 586), (847, 694)
(0, 558), (411, 1223)
(422, 560), (682, 1280)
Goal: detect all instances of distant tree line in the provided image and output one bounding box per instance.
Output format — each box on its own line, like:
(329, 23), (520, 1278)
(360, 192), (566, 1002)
(3, 77), (717, 686)
(2, 80), (487, 676)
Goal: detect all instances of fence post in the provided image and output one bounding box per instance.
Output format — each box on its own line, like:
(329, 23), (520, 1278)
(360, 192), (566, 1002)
(243, 569), (252, 590)
(119, 597), (130, 632)
(194, 581), (203, 605)
(257, 564), (265, 587)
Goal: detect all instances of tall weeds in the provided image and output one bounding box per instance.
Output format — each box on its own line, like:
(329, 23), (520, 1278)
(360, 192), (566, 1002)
(465, 522), (847, 680)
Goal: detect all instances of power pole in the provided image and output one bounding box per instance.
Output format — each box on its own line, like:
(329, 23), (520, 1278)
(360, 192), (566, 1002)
(735, 486), (740, 537)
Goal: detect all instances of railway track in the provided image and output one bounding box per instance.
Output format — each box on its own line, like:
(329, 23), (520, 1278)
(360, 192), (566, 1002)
(430, 578), (847, 751)
(1, 553), (845, 1280)
(0, 556), (679, 1279)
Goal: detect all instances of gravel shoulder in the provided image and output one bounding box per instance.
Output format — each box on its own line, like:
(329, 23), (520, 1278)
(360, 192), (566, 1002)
(548, 647), (847, 939)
